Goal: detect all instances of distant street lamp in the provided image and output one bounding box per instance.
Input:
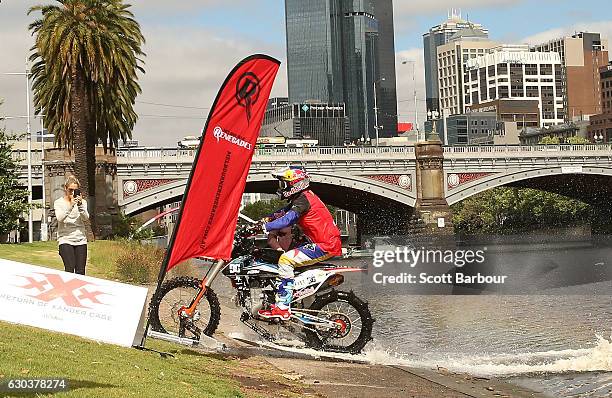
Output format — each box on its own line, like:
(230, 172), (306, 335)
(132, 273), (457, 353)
(373, 77), (385, 148)
(402, 60), (419, 140)
(595, 132), (604, 143)
(4, 59), (34, 243)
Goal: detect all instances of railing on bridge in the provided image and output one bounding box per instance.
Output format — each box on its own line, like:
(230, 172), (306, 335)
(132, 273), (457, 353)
(443, 144), (612, 154)
(116, 145), (417, 159)
(14, 143), (612, 165)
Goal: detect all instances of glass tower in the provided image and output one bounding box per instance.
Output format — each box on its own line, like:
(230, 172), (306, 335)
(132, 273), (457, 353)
(285, 0), (397, 141)
(371, 0), (398, 137)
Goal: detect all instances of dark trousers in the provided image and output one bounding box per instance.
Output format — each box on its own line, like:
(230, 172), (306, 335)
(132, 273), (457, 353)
(59, 244), (87, 275)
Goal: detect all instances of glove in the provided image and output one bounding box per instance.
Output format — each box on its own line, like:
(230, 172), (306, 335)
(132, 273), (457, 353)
(258, 220), (268, 234)
(249, 220), (267, 235)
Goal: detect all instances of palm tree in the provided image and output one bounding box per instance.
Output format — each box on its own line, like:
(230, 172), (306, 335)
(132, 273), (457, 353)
(28, 0), (145, 236)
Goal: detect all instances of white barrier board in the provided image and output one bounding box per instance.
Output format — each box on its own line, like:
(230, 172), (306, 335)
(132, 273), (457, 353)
(0, 259), (149, 347)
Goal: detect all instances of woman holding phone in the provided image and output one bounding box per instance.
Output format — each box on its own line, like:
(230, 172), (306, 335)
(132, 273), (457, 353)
(53, 176), (89, 274)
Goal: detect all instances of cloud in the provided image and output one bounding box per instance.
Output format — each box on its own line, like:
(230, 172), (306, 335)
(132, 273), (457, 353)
(131, 24), (287, 145)
(521, 20), (612, 45)
(392, 0), (521, 33)
(393, 0), (519, 16)
(395, 48), (427, 127)
(0, 0), (287, 146)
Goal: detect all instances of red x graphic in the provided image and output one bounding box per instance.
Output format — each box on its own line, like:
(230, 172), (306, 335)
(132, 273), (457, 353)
(18, 273), (107, 308)
(16, 276), (49, 292)
(77, 289), (106, 305)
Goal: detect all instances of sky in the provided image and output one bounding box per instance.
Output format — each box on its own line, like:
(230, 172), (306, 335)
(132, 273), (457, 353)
(1, 0), (611, 146)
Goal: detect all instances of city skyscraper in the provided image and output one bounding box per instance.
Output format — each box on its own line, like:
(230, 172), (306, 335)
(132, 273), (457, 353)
(285, 0), (398, 141)
(371, 0), (398, 137)
(423, 9), (488, 115)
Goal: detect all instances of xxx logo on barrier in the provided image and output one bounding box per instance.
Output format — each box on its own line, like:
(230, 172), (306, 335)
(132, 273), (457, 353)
(15, 273), (108, 308)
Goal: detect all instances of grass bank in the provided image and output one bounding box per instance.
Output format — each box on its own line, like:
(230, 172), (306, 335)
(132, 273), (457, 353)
(0, 321), (241, 397)
(0, 241), (128, 280)
(0, 241), (307, 397)
(0, 240), (193, 283)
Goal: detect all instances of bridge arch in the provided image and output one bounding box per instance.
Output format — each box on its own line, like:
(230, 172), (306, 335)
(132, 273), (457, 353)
(122, 171), (416, 216)
(446, 166), (612, 206)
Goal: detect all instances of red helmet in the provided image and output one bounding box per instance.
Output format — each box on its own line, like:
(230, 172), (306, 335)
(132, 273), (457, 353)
(272, 166), (310, 199)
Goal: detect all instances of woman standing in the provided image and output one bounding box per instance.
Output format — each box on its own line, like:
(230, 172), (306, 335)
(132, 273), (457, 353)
(54, 176), (89, 274)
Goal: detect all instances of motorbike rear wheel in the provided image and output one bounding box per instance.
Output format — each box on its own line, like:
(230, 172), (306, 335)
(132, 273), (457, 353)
(304, 290), (374, 354)
(148, 277), (221, 338)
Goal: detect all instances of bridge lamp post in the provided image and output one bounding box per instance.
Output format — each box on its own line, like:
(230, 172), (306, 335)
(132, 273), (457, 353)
(427, 110), (439, 141)
(373, 77), (385, 148)
(4, 61), (34, 243)
(595, 133), (604, 144)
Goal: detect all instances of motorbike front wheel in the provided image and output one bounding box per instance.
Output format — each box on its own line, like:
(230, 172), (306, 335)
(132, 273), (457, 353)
(304, 290), (374, 354)
(148, 277), (221, 338)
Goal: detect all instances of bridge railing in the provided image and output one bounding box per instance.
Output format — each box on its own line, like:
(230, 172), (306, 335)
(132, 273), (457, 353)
(116, 146), (417, 159)
(116, 148), (197, 159)
(15, 144), (612, 164)
(443, 144), (612, 154)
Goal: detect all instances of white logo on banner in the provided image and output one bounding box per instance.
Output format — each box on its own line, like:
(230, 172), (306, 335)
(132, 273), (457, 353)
(0, 259), (149, 347)
(213, 126), (252, 150)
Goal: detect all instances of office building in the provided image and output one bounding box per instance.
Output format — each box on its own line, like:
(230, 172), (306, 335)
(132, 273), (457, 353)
(259, 101), (350, 146)
(532, 32), (609, 121)
(423, 9), (488, 114)
(371, 0), (398, 137)
(464, 49), (564, 126)
(285, 0), (398, 141)
(588, 62), (612, 142)
(467, 99), (541, 129)
(436, 28), (496, 115)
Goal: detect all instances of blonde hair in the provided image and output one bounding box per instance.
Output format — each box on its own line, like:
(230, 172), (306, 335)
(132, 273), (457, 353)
(64, 175), (81, 189)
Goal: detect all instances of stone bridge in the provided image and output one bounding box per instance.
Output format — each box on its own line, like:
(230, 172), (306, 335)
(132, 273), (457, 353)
(15, 143), (612, 236)
(115, 143), (612, 234)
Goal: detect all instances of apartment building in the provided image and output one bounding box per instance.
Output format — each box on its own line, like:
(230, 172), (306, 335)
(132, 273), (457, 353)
(532, 32), (609, 121)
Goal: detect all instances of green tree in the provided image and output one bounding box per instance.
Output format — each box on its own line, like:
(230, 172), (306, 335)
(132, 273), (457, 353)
(566, 136), (590, 144)
(452, 187), (591, 234)
(538, 136), (560, 144)
(0, 103), (33, 236)
(242, 199), (287, 221)
(28, 0), (145, 236)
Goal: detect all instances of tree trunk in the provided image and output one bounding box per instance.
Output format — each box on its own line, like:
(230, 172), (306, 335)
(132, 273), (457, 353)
(71, 66), (96, 239)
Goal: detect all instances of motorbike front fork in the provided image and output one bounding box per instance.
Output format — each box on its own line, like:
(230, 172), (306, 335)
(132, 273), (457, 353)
(178, 259), (226, 319)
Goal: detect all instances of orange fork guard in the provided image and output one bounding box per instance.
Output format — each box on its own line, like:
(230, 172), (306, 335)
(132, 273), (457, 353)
(178, 277), (207, 317)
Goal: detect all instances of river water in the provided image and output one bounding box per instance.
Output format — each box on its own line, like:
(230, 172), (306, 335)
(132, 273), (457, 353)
(339, 238), (612, 397)
(199, 236), (611, 397)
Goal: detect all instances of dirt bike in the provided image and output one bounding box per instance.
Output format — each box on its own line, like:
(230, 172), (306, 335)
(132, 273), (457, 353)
(148, 222), (374, 354)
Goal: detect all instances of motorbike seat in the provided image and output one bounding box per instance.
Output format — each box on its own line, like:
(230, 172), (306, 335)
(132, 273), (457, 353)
(294, 262), (336, 274)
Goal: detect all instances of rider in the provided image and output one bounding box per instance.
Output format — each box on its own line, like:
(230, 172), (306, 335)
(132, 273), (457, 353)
(257, 166), (342, 320)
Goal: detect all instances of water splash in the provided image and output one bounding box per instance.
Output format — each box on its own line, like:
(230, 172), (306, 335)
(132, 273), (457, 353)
(364, 335), (612, 377)
(228, 332), (611, 377)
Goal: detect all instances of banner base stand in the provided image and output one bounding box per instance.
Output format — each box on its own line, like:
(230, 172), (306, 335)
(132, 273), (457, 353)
(148, 330), (226, 351)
